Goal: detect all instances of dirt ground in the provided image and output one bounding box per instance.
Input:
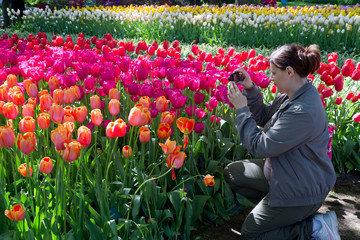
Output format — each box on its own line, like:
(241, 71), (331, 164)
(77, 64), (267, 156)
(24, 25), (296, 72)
(191, 170), (360, 240)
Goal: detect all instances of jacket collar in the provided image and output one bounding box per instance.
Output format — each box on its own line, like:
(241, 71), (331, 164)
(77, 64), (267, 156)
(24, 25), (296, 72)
(278, 82), (312, 111)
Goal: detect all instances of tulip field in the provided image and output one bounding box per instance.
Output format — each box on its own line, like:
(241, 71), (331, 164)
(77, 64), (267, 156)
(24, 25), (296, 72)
(0, 2), (360, 240)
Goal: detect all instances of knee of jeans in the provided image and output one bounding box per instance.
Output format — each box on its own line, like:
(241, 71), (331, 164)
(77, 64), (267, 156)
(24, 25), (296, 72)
(241, 219), (258, 240)
(223, 165), (231, 184)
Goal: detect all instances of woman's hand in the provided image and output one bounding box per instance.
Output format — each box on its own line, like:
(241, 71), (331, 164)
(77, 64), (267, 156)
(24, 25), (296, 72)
(233, 68), (253, 90)
(228, 81), (248, 109)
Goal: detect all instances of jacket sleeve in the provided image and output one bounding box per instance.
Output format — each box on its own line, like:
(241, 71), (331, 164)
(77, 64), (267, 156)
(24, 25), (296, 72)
(244, 84), (286, 128)
(235, 104), (314, 158)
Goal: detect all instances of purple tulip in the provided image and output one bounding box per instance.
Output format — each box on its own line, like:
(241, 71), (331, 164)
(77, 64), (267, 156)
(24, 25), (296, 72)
(194, 122), (205, 134)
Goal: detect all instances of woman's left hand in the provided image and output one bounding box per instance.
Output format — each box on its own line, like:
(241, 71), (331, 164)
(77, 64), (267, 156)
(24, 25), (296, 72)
(228, 81), (248, 109)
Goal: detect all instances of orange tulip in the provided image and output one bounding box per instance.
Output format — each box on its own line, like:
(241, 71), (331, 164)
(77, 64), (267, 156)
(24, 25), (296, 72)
(18, 163), (33, 177)
(25, 83), (38, 98)
(63, 88), (75, 104)
(27, 97), (38, 108)
(139, 126), (150, 143)
(108, 99), (120, 116)
(63, 113), (75, 123)
(53, 89), (64, 104)
(37, 113), (50, 130)
(22, 79), (33, 90)
(17, 132), (37, 155)
(159, 138), (178, 155)
(77, 126), (91, 147)
(39, 157), (53, 174)
(139, 96), (151, 108)
(106, 122), (118, 138)
(155, 96), (169, 112)
(49, 104), (65, 123)
(0, 126), (16, 147)
(48, 76), (60, 91)
(157, 123), (171, 139)
(39, 94), (53, 113)
(3, 102), (19, 120)
(122, 145), (132, 158)
(22, 104), (35, 117)
(6, 74), (17, 87)
(4, 205), (25, 221)
(128, 105), (150, 126)
(183, 135), (189, 149)
(90, 95), (101, 109)
(160, 111), (175, 125)
(9, 87), (25, 106)
(51, 124), (72, 150)
(176, 117), (195, 135)
(63, 121), (75, 133)
(0, 101), (4, 114)
(63, 140), (82, 162)
(64, 105), (73, 115)
(19, 116), (36, 133)
(73, 106), (88, 123)
(203, 174), (215, 187)
(38, 89), (49, 97)
(70, 86), (81, 100)
(0, 84), (8, 101)
(109, 88), (120, 100)
(166, 151), (186, 169)
(114, 118), (127, 137)
(91, 109), (103, 126)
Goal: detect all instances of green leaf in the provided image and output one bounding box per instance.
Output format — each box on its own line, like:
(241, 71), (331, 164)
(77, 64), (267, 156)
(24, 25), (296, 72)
(219, 141), (234, 160)
(168, 191), (181, 215)
(343, 138), (356, 159)
(206, 160), (219, 173)
(132, 195), (141, 221)
(214, 193), (230, 221)
(190, 195), (210, 225)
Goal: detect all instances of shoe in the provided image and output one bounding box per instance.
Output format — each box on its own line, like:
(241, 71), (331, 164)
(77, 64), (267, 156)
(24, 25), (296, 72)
(312, 211), (341, 240)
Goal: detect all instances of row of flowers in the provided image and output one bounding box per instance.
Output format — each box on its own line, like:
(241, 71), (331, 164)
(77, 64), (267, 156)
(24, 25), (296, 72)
(0, 32), (359, 237)
(6, 4), (360, 51)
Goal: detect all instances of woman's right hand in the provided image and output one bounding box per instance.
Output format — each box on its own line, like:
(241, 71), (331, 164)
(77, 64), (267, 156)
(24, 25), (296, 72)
(234, 68), (253, 89)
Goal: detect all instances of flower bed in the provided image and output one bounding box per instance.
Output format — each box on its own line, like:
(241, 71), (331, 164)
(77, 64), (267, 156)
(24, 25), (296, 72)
(6, 4), (360, 51)
(0, 32), (359, 238)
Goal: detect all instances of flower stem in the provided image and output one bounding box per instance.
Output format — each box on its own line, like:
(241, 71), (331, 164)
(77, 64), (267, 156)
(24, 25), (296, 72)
(126, 168), (172, 220)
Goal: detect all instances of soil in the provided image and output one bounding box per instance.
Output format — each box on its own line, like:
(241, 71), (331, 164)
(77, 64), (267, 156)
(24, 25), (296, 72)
(191, 170), (360, 240)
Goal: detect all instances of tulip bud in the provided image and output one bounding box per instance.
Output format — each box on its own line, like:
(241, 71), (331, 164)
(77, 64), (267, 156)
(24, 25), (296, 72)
(39, 157), (53, 174)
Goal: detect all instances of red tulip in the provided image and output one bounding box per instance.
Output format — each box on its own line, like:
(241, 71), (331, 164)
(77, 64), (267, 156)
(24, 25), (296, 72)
(49, 104), (65, 123)
(63, 140), (82, 162)
(203, 174), (215, 187)
(176, 117), (195, 135)
(22, 103), (35, 117)
(37, 113), (50, 129)
(4, 205), (25, 221)
(73, 106), (88, 123)
(0, 126), (15, 147)
(19, 116), (35, 133)
(39, 94), (53, 113)
(51, 124), (72, 150)
(39, 157), (53, 174)
(335, 97), (342, 105)
(139, 126), (150, 143)
(109, 99), (120, 116)
(17, 132), (37, 155)
(77, 126), (91, 147)
(122, 145), (132, 158)
(53, 89), (64, 104)
(353, 113), (360, 122)
(155, 96), (169, 112)
(157, 123), (171, 139)
(91, 109), (103, 126)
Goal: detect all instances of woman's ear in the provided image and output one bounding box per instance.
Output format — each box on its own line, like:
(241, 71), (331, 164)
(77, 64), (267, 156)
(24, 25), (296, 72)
(286, 66), (295, 77)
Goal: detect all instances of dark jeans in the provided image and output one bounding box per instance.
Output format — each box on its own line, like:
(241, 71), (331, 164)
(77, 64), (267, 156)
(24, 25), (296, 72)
(224, 159), (322, 240)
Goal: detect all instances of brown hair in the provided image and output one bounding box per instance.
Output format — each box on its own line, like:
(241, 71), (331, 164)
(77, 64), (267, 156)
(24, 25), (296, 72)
(269, 43), (321, 78)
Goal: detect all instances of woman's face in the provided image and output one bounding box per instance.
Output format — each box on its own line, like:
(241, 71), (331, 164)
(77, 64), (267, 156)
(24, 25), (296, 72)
(269, 62), (290, 95)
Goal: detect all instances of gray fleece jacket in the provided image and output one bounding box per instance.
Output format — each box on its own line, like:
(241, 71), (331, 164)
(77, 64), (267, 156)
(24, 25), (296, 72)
(235, 82), (336, 207)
